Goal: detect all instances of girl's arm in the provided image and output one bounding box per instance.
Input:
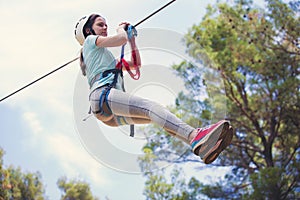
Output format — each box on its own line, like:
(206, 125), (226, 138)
(126, 36), (142, 70)
(96, 23), (128, 47)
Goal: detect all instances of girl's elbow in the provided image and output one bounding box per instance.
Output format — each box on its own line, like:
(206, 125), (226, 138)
(120, 35), (128, 45)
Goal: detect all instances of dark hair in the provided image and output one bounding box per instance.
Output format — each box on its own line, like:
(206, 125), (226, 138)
(83, 14), (102, 38)
(80, 49), (86, 76)
(80, 14), (102, 76)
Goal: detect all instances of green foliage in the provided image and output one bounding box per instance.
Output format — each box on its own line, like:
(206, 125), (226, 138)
(143, 173), (174, 200)
(0, 148), (45, 200)
(139, 0), (300, 199)
(57, 177), (99, 200)
(138, 124), (194, 174)
(247, 167), (290, 199)
(0, 148), (102, 200)
(143, 166), (205, 200)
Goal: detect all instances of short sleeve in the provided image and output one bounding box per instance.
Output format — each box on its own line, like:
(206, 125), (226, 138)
(83, 35), (99, 49)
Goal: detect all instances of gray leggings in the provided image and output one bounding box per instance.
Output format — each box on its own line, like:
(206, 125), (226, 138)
(89, 87), (194, 143)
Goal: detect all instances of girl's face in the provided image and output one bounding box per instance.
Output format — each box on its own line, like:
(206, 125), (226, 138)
(92, 17), (108, 37)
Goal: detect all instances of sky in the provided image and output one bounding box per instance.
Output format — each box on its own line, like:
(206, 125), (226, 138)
(0, 0), (269, 199)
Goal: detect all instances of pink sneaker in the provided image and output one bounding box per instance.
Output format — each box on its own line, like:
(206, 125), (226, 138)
(190, 120), (233, 164)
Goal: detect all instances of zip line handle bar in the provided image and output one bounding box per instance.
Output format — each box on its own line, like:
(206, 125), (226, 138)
(0, 0), (177, 103)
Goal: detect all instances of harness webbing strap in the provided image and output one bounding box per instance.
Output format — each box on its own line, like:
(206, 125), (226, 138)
(94, 88), (108, 114)
(131, 49), (138, 66)
(89, 85), (111, 115)
(94, 28), (140, 137)
(114, 33), (140, 137)
(116, 25), (140, 81)
(130, 125), (135, 137)
(118, 58), (140, 80)
(102, 68), (123, 87)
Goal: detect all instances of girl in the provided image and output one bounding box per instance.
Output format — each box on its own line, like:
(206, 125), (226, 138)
(74, 14), (233, 164)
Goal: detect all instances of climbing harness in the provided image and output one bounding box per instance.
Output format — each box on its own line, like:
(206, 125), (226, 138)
(117, 25), (140, 80)
(89, 25), (140, 137)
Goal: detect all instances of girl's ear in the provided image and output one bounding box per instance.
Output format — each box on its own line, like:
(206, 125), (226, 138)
(85, 28), (91, 35)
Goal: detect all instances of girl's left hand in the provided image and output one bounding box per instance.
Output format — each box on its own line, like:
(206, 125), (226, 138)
(118, 22), (130, 30)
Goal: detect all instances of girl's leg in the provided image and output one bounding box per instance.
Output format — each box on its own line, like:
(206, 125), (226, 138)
(90, 87), (233, 164)
(90, 87), (152, 124)
(101, 116), (151, 127)
(102, 115), (185, 139)
(106, 88), (195, 143)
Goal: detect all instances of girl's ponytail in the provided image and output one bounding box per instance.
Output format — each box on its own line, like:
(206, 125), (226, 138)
(80, 49), (86, 76)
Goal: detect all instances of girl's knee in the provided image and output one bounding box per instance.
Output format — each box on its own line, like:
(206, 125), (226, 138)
(100, 117), (119, 127)
(94, 113), (114, 124)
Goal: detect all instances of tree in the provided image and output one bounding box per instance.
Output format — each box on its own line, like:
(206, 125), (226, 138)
(57, 177), (99, 200)
(139, 0), (300, 199)
(0, 147), (103, 200)
(0, 148), (45, 200)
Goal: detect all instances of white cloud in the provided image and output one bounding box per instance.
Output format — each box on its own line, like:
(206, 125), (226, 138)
(46, 132), (108, 186)
(23, 111), (44, 135)
(21, 109), (109, 187)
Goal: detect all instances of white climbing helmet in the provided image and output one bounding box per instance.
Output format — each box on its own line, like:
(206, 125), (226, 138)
(74, 15), (89, 45)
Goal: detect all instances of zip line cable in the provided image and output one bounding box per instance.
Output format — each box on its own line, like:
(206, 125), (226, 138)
(0, 57), (79, 102)
(134, 0), (176, 27)
(0, 0), (176, 103)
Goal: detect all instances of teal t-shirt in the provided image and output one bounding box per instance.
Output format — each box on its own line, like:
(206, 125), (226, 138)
(83, 35), (123, 91)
